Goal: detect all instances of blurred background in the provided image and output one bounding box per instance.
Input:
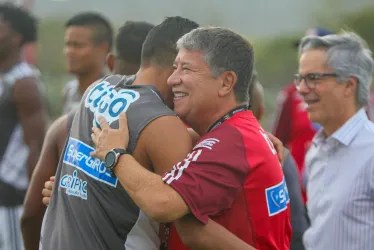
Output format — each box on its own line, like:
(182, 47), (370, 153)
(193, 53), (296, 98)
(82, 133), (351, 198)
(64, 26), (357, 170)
(3, 0), (374, 128)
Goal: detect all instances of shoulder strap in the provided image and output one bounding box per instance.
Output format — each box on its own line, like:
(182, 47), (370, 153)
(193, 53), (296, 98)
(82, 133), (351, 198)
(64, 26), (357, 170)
(66, 111), (76, 133)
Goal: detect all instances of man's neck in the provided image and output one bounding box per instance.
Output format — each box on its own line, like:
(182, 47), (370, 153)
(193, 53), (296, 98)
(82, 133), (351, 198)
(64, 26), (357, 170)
(323, 105), (360, 136)
(132, 66), (172, 106)
(0, 51), (21, 73)
(191, 99), (244, 136)
(77, 71), (104, 95)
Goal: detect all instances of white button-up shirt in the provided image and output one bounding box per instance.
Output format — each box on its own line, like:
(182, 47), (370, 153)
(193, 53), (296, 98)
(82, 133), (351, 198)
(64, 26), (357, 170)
(303, 108), (374, 250)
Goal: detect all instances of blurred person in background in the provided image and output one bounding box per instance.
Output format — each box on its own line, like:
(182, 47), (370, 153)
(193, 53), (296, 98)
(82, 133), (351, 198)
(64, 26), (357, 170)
(61, 12), (113, 114)
(20, 0), (37, 65)
(249, 71), (308, 250)
(107, 21), (154, 75)
(271, 27), (335, 203)
(297, 31), (374, 250)
(21, 20), (154, 250)
(0, 3), (46, 250)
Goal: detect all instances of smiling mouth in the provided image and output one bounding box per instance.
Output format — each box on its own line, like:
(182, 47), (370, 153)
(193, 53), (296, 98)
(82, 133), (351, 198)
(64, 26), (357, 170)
(173, 92), (188, 99)
(305, 100), (319, 105)
(304, 100), (319, 109)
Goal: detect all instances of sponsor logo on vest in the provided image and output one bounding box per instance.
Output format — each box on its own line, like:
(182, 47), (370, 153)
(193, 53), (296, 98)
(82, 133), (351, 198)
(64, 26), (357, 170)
(265, 178), (290, 216)
(84, 81), (140, 127)
(59, 170), (88, 200)
(63, 137), (118, 187)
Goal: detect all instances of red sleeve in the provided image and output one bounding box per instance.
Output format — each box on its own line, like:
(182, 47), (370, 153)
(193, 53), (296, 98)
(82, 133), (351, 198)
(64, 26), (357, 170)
(162, 125), (249, 224)
(271, 88), (293, 145)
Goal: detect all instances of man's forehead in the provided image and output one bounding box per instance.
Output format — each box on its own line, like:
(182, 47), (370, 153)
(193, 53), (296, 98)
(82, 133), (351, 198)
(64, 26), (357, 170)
(299, 49), (328, 72)
(175, 50), (203, 64)
(65, 26), (93, 39)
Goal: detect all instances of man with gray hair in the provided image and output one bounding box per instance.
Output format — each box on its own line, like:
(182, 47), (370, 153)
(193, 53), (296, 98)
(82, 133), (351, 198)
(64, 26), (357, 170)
(91, 26), (292, 249)
(296, 31), (374, 250)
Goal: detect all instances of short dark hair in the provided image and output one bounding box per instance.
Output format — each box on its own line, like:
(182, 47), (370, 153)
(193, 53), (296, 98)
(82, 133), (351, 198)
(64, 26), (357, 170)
(116, 21), (154, 64)
(141, 16), (199, 67)
(0, 3), (37, 45)
(65, 12), (113, 51)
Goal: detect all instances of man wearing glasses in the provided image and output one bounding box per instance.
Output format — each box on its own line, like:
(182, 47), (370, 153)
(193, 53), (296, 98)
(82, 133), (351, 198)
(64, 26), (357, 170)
(296, 31), (374, 250)
(271, 27), (334, 204)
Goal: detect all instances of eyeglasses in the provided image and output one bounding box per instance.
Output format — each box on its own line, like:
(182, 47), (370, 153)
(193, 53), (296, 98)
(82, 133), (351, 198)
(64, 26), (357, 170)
(294, 73), (338, 90)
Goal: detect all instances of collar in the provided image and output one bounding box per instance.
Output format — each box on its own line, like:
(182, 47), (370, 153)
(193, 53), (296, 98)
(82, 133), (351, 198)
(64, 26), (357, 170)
(313, 108), (368, 146)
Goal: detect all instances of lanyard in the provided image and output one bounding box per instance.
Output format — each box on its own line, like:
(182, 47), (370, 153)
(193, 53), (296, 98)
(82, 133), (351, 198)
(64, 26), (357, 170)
(160, 223), (170, 250)
(160, 104), (249, 250)
(207, 104), (249, 132)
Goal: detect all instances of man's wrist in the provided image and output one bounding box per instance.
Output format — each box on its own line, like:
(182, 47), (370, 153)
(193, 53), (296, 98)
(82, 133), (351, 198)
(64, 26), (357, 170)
(114, 154), (132, 174)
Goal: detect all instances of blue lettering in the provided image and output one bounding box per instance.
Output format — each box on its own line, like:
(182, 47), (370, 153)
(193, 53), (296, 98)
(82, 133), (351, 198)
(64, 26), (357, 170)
(98, 99), (109, 114)
(94, 90), (107, 109)
(59, 170), (88, 200)
(63, 137), (118, 187)
(86, 82), (105, 105)
(109, 98), (127, 117)
(265, 178), (290, 216)
(84, 81), (140, 127)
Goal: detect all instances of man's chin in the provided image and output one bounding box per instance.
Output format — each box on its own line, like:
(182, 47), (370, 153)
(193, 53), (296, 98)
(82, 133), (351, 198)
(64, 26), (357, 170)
(175, 110), (188, 123)
(307, 111), (321, 124)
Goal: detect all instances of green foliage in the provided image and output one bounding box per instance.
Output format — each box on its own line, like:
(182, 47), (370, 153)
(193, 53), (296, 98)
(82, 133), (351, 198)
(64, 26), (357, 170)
(342, 8), (374, 53)
(37, 18), (66, 74)
(249, 6), (374, 127)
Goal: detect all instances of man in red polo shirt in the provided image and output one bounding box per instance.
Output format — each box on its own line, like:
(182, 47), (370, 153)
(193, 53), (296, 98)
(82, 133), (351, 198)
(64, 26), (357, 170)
(91, 27), (291, 250)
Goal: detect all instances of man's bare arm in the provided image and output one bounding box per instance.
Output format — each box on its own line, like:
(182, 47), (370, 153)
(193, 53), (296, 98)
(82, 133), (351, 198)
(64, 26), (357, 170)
(92, 114), (256, 249)
(13, 77), (46, 180)
(95, 115), (192, 222)
(21, 115), (67, 250)
(175, 214), (256, 250)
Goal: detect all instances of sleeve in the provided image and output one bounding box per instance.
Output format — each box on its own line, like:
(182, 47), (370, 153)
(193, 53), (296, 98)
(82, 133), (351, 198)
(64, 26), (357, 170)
(271, 89), (293, 145)
(162, 128), (249, 224)
(282, 152), (308, 236)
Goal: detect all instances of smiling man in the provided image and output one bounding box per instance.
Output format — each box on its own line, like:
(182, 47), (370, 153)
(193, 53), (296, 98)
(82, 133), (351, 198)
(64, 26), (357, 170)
(91, 27), (291, 250)
(40, 17), (256, 250)
(296, 32), (374, 250)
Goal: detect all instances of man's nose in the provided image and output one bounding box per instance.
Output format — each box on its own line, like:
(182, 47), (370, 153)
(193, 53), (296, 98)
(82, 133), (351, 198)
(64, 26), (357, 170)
(167, 71), (181, 87)
(296, 79), (310, 94)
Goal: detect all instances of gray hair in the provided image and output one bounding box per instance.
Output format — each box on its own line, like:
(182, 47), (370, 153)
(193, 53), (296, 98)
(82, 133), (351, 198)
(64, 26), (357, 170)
(176, 27), (254, 103)
(299, 31), (374, 106)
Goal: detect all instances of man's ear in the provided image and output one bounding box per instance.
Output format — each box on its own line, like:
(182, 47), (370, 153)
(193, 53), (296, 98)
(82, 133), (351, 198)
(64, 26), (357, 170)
(218, 71), (237, 97)
(106, 53), (115, 73)
(344, 76), (359, 98)
(13, 32), (22, 47)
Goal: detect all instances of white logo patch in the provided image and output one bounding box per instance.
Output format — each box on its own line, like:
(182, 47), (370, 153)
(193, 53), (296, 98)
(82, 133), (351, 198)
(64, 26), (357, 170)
(193, 138), (220, 150)
(84, 81), (140, 127)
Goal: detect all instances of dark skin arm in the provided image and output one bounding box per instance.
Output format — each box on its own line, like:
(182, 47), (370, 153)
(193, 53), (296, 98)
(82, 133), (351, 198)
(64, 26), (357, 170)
(21, 115), (67, 250)
(13, 77), (46, 180)
(92, 114), (256, 250)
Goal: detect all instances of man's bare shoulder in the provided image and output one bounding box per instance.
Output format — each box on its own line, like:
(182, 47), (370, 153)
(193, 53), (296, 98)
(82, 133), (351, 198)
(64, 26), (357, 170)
(136, 115), (192, 175)
(46, 115), (69, 156)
